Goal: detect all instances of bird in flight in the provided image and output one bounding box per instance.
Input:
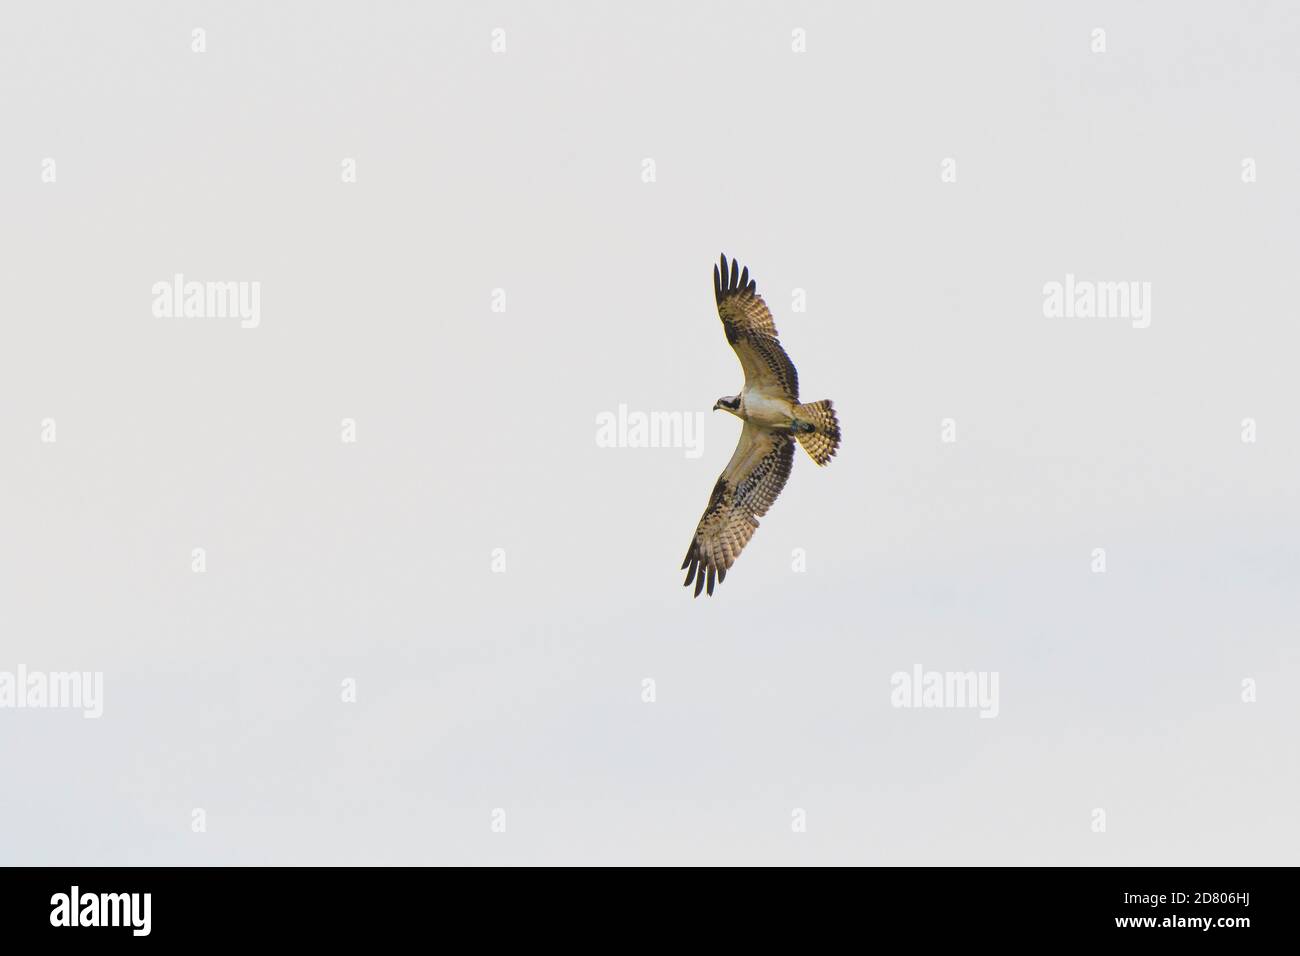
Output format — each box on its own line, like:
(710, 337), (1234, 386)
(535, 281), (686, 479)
(681, 254), (841, 597)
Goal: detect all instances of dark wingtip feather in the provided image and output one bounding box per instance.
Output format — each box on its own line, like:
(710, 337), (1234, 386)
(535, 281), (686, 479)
(693, 571), (705, 597)
(716, 254), (759, 303)
(706, 567), (715, 595)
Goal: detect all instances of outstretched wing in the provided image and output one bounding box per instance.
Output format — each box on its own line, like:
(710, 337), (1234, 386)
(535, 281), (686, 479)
(681, 424), (795, 597)
(715, 254), (799, 401)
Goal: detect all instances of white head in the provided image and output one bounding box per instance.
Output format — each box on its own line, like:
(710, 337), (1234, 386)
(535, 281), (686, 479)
(713, 395), (742, 417)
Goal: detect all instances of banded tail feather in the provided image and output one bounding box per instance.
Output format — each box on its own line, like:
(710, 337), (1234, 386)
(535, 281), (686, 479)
(793, 400), (840, 465)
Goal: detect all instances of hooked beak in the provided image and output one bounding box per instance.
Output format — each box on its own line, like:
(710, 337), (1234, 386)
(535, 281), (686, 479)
(712, 401), (721, 411)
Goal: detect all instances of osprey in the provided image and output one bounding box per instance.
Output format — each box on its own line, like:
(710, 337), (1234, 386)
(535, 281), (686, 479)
(681, 254), (841, 597)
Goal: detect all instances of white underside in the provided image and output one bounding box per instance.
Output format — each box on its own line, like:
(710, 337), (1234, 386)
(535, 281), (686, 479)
(741, 388), (796, 428)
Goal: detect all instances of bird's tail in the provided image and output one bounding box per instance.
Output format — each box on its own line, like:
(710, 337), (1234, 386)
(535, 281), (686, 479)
(794, 400), (840, 465)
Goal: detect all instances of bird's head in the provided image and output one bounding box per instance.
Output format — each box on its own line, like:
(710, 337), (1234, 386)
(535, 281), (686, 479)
(713, 395), (742, 416)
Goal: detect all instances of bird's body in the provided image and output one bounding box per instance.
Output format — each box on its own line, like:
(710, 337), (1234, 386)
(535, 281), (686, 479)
(730, 388), (798, 429)
(681, 255), (841, 597)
